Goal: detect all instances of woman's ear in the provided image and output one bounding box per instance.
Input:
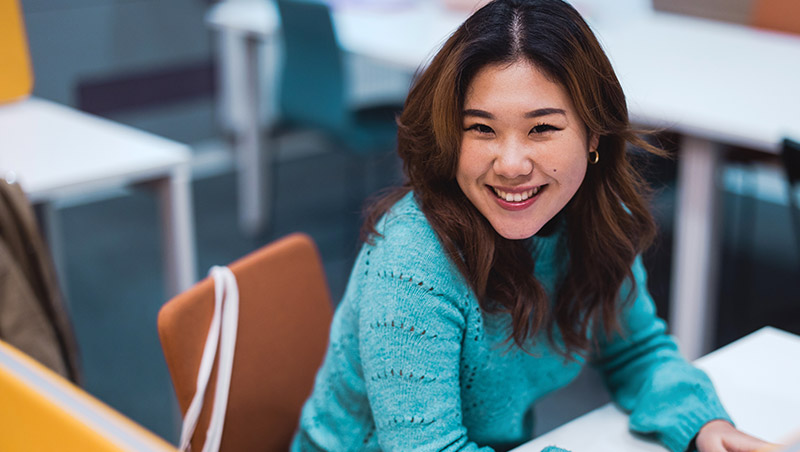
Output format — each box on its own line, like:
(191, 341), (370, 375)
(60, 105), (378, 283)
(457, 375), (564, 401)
(590, 134), (600, 152)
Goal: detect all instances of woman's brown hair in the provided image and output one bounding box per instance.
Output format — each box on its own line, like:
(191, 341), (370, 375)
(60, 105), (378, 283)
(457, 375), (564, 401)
(363, 0), (664, 355)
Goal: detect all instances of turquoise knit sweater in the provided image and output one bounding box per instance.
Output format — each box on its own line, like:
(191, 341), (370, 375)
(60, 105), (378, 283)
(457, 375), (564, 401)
(291, 192), (730, 452)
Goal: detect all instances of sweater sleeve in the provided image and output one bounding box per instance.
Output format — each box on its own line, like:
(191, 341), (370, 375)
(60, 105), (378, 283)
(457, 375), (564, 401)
(357, 260), (494, 452)
(591, 256), (732, 452)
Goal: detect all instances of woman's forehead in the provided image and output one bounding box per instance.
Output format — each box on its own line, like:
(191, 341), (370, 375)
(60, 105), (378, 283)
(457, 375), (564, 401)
(463, 60), (572, 112)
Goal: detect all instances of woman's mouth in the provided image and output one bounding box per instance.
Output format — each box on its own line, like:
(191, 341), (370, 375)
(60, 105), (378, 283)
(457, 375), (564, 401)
(487, 185), (546, 211)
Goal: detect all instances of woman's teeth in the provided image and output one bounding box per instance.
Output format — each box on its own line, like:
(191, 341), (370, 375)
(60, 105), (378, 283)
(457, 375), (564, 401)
(493, 186), (540, 202)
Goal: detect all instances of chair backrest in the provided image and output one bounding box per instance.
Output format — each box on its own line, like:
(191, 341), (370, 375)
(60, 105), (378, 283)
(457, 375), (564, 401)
(0, 0), (34, 103)
(158, 233), (333, 451)
(751, 0), (800, 35)
(276, 0), (348, 132)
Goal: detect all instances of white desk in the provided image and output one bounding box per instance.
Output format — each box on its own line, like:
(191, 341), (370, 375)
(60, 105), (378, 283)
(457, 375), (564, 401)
(206, 0), (800, 358)
(0, 97), (197, 297)
(513, 327), (800, 451)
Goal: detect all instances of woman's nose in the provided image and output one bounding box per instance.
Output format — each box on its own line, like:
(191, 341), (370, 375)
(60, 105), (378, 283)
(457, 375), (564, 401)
(493, 144), (533, 179)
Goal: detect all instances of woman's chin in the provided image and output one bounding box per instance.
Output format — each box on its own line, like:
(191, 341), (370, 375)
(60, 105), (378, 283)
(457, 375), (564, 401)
(492, 223), (542, 241)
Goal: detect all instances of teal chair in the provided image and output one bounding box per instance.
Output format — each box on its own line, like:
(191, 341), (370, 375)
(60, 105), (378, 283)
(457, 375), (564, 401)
(273, 0), (402, 229)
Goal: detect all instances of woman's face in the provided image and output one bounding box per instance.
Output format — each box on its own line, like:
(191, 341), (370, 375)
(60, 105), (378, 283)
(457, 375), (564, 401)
(456, 59), (598, 240)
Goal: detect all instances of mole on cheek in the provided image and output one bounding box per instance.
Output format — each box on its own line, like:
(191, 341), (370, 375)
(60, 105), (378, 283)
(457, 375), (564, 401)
(553, 169), (557, 172)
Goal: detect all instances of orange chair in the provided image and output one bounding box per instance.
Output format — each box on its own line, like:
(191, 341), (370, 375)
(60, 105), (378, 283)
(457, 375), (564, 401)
(158, 233), (333, 451)
(751, 0), (800, 35)
(0, 0), (34, 103)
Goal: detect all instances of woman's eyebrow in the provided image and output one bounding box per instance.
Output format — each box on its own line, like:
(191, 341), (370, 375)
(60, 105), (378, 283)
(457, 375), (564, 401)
(525, 108), (566, 118)
(462, 108), (567, 119)
(463, 109), (494, 119)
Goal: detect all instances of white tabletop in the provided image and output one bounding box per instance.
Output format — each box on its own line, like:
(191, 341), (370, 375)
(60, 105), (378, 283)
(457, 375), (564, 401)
(594, 12), (800, 152)
(206, 0), (467, 70)
(513, 327), (800, 451)
(0, 97), (191, 203)
(0, 96), (197, 295)
(334, 1), (466, 70)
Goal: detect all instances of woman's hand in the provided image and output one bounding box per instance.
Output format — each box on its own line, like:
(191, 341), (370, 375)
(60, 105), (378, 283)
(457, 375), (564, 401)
(695, 419), (776, 452)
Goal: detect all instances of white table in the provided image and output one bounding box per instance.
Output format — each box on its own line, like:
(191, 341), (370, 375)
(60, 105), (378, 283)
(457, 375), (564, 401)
(206, 0), (800, 359)
(513, 326), (800, 451)
(0, 97), (197, 297)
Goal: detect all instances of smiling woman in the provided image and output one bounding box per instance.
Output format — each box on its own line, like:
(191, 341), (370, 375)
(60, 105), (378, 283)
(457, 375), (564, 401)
(290, 1), (771, 452)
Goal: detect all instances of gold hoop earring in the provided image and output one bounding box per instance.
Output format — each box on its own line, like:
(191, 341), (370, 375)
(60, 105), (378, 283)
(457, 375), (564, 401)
(588, 150), (599, 165)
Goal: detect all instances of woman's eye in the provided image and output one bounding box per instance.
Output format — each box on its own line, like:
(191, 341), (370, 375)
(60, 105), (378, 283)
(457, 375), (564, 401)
(465, 124), (494, 134)
(530, 123), (559, 134)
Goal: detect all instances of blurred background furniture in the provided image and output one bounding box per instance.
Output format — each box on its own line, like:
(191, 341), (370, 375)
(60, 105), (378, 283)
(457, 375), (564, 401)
(513, 327), (800, 451)
(158, 233), (333, 451)
(273, 0), (401, 237)
(206, 0), (281, 237)
(0, 338), (176, 451)
(652, 0), (800, 34)
(751, 0), (800, 34)
(206, 0), (406, 237)
(0, 0), (33, 103)
(0, 98), (197, 298)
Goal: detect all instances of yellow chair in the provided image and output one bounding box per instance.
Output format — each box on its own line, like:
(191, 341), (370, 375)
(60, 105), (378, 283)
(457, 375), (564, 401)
(0, 0), (34, 103)
(158, 233), (333, 451)
(0, 339), (176, 452)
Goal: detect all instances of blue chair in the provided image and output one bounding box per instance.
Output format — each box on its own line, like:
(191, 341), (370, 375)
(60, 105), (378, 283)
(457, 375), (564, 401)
(273, 0), (402, 230)
(275, 0), (400, 153)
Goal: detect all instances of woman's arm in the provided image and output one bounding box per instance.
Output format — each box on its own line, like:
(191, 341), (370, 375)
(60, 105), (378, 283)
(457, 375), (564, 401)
(590, 256), (735, 452)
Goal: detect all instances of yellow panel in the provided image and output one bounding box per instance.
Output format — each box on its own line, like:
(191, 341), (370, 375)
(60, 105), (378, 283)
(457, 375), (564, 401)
(0, 0), (34, 103)
(0, 371), (123, 452)
(0, 341), (177, 452)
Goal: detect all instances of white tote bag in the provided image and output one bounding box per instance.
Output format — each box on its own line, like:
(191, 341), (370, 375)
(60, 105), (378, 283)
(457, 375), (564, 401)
(179, 266), (239, 452)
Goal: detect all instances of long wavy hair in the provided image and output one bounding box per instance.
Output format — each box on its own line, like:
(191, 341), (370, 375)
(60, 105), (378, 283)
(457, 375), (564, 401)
(362, 0), (663, 355)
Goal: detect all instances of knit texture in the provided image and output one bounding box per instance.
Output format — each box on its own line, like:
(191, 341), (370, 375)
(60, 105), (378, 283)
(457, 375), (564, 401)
(291, 192), (731, 452)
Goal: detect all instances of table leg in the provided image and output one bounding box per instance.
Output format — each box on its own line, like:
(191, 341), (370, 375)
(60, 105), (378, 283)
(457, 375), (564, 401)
(669, 135), (723, 360)
(240, 34), (271, 236)
(155, 165), (197, 297)
(218, 29), (270, 236)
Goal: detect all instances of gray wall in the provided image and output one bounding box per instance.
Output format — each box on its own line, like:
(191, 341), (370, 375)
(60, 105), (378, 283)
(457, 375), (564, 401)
(22, 0), (218, 144)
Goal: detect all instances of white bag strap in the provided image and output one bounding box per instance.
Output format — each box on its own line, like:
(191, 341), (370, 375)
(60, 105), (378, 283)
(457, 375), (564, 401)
(179, 266), (240, 452)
